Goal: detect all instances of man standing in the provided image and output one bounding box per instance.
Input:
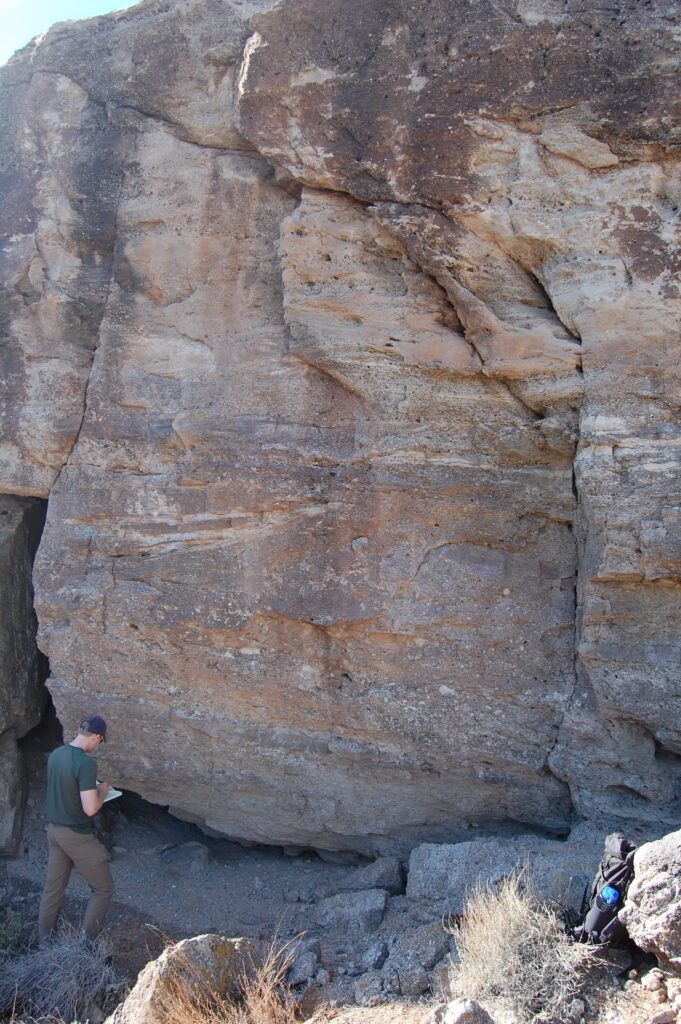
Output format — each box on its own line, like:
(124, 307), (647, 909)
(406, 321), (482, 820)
(38, 714), (115, 943)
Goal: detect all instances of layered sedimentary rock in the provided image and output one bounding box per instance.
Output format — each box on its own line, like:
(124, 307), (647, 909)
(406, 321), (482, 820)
(0, 0), (679, 852)
(0, 496), (46, 854)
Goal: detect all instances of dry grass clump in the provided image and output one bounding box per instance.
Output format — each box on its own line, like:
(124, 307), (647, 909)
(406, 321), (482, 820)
(154, 939), (298, 1024)
(0, 924), (114, 1021)
(448, 872), (598, 1024)
(0, 885), (25, 955)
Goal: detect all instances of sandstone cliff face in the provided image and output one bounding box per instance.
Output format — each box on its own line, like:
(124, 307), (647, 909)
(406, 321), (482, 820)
(0, 0), (679, 853)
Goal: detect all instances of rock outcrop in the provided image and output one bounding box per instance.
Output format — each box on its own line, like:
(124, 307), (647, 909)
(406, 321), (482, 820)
(0, 495), (46, 854)
(105, 933), (267, 1024)
(0, 0), (679, 853)
(406, 834), (600, 915)
(621, 829), (681, 973)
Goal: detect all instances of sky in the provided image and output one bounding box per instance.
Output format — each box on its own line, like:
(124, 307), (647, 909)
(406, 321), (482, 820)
(0, 0), (139, 67)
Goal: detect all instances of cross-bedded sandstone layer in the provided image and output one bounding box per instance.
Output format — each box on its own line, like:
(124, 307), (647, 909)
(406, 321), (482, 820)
(0, 0), (679, 853)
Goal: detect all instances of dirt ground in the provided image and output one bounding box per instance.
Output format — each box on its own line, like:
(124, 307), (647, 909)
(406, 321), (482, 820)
(306, 1006), (431, 1024)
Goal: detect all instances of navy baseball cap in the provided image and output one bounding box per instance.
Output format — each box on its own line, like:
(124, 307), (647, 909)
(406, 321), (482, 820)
(80, 714), (107, 741)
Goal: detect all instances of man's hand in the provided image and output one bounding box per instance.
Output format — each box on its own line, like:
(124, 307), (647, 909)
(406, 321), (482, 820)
(81, 782), (111, 816)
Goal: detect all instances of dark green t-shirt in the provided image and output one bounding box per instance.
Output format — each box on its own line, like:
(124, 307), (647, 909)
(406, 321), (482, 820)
(46, 744), (98, 833)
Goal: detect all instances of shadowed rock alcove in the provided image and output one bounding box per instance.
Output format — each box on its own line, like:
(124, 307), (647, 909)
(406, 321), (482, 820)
(0, 495), (48, 855)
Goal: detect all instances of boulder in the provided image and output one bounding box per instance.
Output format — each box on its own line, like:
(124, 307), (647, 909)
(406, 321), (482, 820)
(620, 829), (681, 972)
(353, 970), (390, 1008)
(422, 999), (496, 1024)
(387, 921), (452, 972)
(397, 960), (431, 997)
(361, 940), (389, 971)
(315, 889), (388, 933)
(444, 1000), (496, 1024)
(104, 934), (267, 1024)
(376, 920), (452, 998)
(406, 835), (600, 914)
(159, 841), (213, 872)
(287, 950), (319, 987)
(337, 856), (405, 896)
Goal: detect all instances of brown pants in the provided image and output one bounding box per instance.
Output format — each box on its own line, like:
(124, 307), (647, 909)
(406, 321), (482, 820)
(38, 823), (114, 941)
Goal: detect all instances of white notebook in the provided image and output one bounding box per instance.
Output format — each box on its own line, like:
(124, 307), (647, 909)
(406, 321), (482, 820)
(98, 782), (123, 802)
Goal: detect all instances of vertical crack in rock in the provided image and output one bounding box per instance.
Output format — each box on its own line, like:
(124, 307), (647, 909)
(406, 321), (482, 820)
(0, 65), (137, 496)
(55, 130), (125, 485)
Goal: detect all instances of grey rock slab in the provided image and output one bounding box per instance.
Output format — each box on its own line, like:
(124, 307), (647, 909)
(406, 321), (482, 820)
(0, 496), (46, 734)
(386, 920), (452, 973)
(337, 856), (405, 895)
(396, 960), (431, 997)
(361, 940), (389, 971)
(353, 970), (389, 1008)
(407, 836), (600, 914)
(315, 888), (389, 933)
(159, 841), (214, 872)
(287, 950), (319, 986)
(0, 733), (27, 857)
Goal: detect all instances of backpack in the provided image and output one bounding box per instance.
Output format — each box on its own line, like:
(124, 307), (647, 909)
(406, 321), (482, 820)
(573, 833), (637, 945)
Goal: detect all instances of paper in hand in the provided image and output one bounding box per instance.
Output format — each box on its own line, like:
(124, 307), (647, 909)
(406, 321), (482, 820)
(98, 781), (123, 802)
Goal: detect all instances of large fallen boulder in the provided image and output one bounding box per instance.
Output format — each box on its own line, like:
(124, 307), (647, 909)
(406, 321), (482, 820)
(406, 835), (601, 915)
(621, 829), (681, 973)
(104, 934), (268, 1024)
(314, 888), (389, 933)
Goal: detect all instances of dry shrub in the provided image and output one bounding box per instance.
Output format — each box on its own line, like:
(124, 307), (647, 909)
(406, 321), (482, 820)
(0, 885), (25, 955)
(154, 938), (298, 1024)
(0, 924), (114, 1021)
(448, 872), (598, 1024)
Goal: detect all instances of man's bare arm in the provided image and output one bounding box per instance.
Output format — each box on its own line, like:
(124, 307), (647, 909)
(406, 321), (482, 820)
(80, 782), (111, 817)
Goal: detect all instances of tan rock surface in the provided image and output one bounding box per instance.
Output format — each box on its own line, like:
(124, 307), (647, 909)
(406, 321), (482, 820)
(0, 0), (679, 853)
(238, 0), (681, 832)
